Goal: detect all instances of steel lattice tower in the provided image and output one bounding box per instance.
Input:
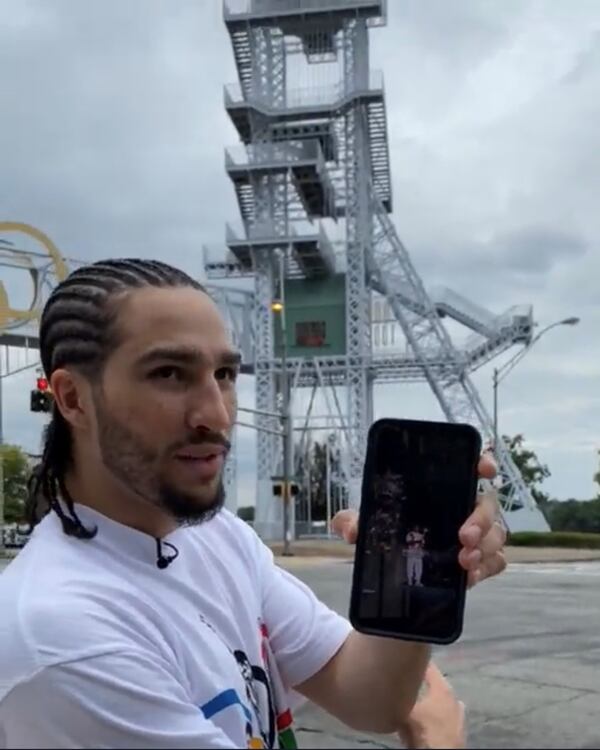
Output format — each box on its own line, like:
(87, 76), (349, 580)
(205, 0), (550, 537)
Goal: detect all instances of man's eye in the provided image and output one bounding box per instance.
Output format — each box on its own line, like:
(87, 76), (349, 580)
(215, 367), (238, 382)
(149, 366), (184, 381)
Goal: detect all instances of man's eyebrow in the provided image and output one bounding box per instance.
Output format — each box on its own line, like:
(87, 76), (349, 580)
(219, 350), (243, 367)
(137, 346), (242, 367)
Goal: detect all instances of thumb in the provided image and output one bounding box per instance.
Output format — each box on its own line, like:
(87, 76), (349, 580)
(330, 509), (358, 543)
(422, 662), (453, 695)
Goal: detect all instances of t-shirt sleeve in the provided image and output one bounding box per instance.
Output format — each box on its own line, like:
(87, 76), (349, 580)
(256, 540), (353, 690)
(0, 649), (235, 749)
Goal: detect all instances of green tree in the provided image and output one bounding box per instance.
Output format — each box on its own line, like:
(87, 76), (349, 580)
(1, 444), (30, 524)
(544, 498), (600, 533)
(295, 433), (347, 523)
(503, 433), (551, 506)
(237, 506), (255, 523)
(594, 450), (600, 498)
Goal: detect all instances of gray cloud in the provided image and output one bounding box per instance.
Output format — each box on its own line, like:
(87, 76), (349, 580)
(490, 226), (587, 273)
(0, 0), (237, 267)
(563, 28), (600, 84)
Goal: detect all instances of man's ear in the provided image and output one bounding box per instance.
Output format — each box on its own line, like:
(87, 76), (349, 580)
(49, 369), (93, 432)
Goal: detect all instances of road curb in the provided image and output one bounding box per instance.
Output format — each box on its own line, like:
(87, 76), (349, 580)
(268, 542), (600, 565)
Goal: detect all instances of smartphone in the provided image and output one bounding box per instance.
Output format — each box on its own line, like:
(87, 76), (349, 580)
(349, 418), (482, 645)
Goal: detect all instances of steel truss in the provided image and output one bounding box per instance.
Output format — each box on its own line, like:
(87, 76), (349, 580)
(217, 0), (549, 535)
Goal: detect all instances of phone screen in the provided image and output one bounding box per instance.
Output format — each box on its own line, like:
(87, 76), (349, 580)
(349, 418), (482, 644)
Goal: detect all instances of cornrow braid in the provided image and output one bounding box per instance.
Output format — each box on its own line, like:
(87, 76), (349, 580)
(26, 258), (206, 537)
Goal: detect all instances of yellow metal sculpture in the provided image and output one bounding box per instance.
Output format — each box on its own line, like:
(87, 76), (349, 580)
(0, 222), (69, 332)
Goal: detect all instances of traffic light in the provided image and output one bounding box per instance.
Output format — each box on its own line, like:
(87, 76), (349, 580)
(30, 377), (53, 413)
(272, 481), (299, 499)
(30, 390), (52, 413)
(36, 377), (49, 391)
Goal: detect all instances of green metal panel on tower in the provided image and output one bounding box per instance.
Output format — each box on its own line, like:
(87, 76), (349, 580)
(274, 274), (346, 357)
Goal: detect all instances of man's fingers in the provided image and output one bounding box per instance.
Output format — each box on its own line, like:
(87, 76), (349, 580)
(330, 509), (358, 543)
(458, 546), (482, 572)
(479, 516), (508, 557)
(477, 454), (497, 479)
(459, 512), (507, 569)
(459, 490), (498, 549)
(478, 550), (507, 583)
(466, 550), (507, 588)
(459, 452), (499, 548)
(422, 662), (452, 693)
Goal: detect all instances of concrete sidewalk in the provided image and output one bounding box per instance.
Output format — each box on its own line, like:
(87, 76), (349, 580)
(269, 539), (600, 565)
(2, 541), (599, 566)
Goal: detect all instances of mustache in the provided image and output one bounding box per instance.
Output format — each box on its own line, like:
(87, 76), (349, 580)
(172, 432), (232, 453)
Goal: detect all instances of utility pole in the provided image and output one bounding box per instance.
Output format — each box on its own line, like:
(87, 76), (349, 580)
(493, 367), (499, 451)
(325, 436), (332, 537)
(264, 249), (293, 555)
(278, 249), (293, 557)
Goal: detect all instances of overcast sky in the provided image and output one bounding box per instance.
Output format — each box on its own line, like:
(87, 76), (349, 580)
(1, 0), (599, 506)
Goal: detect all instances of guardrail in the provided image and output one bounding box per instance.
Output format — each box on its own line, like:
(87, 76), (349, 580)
(224, 0), (386, 19)
(225, 70), (383, 111)
(226, 138), (325, 168)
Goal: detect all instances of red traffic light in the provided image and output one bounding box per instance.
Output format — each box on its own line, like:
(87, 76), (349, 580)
(36, 377), (49, 392)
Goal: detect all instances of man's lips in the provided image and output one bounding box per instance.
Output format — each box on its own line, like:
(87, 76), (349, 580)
(173, 446), (226, 481)
(174, 445), (227, 460)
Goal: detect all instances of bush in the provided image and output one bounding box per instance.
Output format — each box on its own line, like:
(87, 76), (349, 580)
(237, 506), (255, 523)
(508, 531), (600, 549)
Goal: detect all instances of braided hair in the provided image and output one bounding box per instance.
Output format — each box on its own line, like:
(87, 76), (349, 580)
(26, 258), (206, 537)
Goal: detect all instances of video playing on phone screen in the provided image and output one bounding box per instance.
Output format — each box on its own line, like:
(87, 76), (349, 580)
(350, 418), (482, 644)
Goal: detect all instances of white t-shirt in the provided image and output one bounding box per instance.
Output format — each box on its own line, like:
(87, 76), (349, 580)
(0, 505), (352, 749)
(405, 531), (426, 558)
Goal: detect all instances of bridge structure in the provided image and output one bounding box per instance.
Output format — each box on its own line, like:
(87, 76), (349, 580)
(0, 229), (543, 533)
(202, 0), (550, 536)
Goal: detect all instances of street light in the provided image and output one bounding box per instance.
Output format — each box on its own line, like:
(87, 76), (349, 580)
(271, 250), (293, 556)
(492, 316), (580, 449)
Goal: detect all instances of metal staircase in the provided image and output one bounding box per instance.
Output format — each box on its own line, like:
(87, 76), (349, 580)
(224, 72), (390, 213)
(366, 96), (392, 212)
(226, 140), (337, 224)
(367, 189), (548, 529)
(229, 27), (253, 95)
(215, 0), (549, 534)
(222, 222), (336, 279)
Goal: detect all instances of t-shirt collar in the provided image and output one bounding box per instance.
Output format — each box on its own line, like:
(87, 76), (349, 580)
(48, 500), (185, 566)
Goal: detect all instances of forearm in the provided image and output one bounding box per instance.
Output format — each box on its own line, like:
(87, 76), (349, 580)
(297, 629), (430, 734)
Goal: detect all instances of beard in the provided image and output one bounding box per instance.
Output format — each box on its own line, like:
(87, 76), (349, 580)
(93, 396), (227, 527)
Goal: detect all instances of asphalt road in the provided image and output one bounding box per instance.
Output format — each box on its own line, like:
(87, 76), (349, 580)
(283, 557), (600, 749)
(2, 555), (599, 748)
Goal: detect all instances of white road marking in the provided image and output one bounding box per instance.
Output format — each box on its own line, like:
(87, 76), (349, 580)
(507, 562), (600, 576)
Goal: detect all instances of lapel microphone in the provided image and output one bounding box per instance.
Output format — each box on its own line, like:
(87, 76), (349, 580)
(155, 538), (179, 569)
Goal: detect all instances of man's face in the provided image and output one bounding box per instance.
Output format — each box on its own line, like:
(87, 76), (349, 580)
(88, 285), (239, 526)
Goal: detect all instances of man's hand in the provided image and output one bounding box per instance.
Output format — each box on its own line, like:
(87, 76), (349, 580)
(331, 453), (507, 588)
(398, 662), (466, 749)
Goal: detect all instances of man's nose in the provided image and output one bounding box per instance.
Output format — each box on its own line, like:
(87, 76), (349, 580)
(187, 380), (233, 434)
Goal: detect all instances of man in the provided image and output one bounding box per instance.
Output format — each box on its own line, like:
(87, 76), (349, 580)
(0, 259), (505, 749)
(405, 526), (428, 587)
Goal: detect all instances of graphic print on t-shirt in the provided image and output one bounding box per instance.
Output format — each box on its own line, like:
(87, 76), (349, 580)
(199, 619), (298, 749)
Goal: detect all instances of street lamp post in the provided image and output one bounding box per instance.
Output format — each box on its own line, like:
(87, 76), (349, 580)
(492, 316), (580, 449)
(272, 249), (293, 556)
